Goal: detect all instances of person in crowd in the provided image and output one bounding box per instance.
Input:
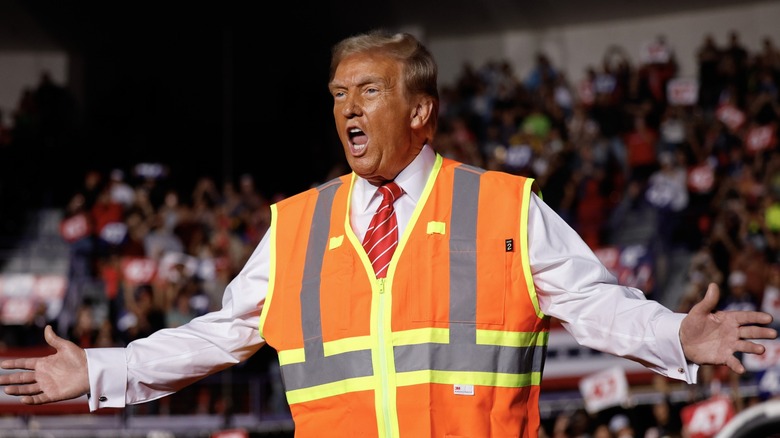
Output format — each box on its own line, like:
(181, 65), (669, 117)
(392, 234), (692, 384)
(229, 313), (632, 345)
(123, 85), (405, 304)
(1, 30), (777, 437)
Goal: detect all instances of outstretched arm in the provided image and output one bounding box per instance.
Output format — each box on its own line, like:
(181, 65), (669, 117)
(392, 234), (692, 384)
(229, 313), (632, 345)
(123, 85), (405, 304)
(0, 325), (89, 404)
(680, 282), (777, 374)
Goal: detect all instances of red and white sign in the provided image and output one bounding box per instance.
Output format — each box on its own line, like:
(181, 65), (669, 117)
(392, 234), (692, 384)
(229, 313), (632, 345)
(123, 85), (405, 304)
(0, 274), (68, 325)
(157, 251), (199, 283)
(0, 274), (35, 297)
(59, 213), (92, 243)
(680, 395), (734, 438)
(688, 163), (716, 194)
(716, 104), (746, 133)
(121, 257), (158, 285)
(579, 366), (628, 413)
(32, 275), (67, 301)
(0, 296), (37, 325)
(641, 40), (672, 64)
(667, 77), (698, 106)
(745, 124), (777, 154)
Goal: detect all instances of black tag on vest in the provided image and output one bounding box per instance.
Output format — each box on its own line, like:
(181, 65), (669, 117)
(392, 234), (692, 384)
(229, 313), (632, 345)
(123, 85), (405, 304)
(505, 238), (514, 252)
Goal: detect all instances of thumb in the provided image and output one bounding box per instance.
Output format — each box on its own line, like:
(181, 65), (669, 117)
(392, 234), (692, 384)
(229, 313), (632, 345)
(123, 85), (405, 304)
(691, 283), (719, 316)
(43, 324), (66, 350)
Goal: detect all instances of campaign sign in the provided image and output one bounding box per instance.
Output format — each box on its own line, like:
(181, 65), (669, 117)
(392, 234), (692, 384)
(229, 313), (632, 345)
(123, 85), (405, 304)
(579, 365), (628, 414)
(680, 395), (734, 438)
(667, 77), (698, 106)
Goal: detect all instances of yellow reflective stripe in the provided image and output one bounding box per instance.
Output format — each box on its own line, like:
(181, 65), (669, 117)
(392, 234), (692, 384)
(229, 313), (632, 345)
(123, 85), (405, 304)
(403, 153), (442, 247)
(258, 204), (280, 339)
(286, 375), (375, 405)
(278, 348), (305, 365)
(285, 371), (542, 405)
(393, 328), (548, 348)
(476, 329), (549, 347)
(278, 335), (373, 365)
(323, 335), (372, 356)
(286, 371), (542, 405)
(520, 177), (544, 319)
(392, 328), (450, 345)
(378, 284), (400, 438)
(396, 370), (542, 388)
(395, 154), (442, 273)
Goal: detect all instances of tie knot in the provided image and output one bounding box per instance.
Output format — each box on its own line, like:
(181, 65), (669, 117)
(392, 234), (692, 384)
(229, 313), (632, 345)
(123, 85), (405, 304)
(378, 181), (403, 205)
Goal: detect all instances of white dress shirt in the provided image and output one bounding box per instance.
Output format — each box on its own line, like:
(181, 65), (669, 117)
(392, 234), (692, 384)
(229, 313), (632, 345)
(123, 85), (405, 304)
(85, 144), (697, 411)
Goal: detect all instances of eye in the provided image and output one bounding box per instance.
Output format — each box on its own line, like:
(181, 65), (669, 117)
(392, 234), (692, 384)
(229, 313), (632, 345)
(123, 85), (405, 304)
(365, 86), (379, 95)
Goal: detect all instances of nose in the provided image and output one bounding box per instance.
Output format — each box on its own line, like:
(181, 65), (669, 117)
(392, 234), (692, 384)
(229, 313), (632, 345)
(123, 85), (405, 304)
(341, 97), (362, 117)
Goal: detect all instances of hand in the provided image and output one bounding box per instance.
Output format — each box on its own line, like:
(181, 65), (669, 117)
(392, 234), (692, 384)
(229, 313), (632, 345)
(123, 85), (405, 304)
(0, 325), (89, 404)
(680, 283), (778, 374)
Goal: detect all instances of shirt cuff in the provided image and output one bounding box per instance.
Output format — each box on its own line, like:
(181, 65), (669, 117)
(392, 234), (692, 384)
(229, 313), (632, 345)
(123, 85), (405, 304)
(656, 312), (699, 384)
(85, 347), (127, 411)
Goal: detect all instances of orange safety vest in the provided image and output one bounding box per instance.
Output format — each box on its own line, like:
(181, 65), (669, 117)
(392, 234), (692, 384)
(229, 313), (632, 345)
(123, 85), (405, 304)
(259, 154), (549, 437)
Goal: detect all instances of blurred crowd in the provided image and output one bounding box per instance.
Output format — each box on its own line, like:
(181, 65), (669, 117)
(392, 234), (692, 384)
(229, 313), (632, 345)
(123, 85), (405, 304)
(1, 29), (780, 436)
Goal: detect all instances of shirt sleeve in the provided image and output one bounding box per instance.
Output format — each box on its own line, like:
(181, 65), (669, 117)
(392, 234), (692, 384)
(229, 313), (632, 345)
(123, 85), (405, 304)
(526, 193), (698, 383)
(85, 232), (271, 411)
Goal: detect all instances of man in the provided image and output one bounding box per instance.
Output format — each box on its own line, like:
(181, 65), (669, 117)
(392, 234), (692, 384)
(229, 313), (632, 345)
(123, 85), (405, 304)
(1, 30), (776, 437)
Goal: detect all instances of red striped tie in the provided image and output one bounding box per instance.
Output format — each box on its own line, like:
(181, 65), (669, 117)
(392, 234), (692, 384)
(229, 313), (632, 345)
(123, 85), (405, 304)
(363, 181), (403, 278)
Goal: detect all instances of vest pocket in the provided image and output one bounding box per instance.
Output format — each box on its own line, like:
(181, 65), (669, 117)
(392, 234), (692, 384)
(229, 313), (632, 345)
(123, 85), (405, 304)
(321, 242), (361, 331)
(410, 236), (508, 325)
(475, 237), (509, 326)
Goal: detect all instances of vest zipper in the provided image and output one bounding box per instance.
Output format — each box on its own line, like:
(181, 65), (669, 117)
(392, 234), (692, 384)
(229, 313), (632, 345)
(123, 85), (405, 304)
(377, 277), (393, 438)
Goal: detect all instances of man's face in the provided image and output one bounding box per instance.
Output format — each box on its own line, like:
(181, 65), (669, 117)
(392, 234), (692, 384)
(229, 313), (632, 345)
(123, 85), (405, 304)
(329, 51), (422, 185)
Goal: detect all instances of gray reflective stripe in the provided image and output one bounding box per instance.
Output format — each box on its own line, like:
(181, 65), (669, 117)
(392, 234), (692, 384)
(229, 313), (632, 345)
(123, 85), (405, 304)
(449, 165), (482, 344)
(281, 178), (374, 392)
(394, 343), (546, 374)
(300, 180), (340, 356)
(282, 350), (374, 391)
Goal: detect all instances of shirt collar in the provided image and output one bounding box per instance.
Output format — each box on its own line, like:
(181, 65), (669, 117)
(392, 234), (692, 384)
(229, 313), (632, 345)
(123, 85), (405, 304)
(354, 144), (436, 214)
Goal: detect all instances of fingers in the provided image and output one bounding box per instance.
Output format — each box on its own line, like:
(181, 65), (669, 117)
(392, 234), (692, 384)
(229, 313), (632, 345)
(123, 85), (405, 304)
(725, 355), (746, 375)
(27, 393), (54, 405)
(0, 370), (37, 386)
(733, 311), (775, 327)
(4, 381), (41, 397)
(1, 372), (48, 405)
(735, 339), (767, 356)
(739, 325), (777, 341)
(0, 357), (36, 372)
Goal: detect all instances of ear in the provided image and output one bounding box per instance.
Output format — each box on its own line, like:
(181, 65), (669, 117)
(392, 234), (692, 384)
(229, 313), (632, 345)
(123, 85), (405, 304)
(410, 97), (434, 130)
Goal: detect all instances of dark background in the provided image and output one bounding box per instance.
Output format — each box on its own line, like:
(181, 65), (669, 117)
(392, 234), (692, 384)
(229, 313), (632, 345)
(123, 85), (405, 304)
(1, 0), (763, 209)
(2, 1), (375, 210)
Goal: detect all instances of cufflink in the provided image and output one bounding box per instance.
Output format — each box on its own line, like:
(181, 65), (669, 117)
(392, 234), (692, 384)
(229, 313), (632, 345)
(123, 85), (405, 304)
(677, 367), (684, 374)
(99, 396), (108, 402)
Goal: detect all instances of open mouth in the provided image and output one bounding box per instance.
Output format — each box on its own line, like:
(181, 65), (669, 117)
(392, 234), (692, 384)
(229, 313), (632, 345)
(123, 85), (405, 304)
(348, 127), (368, 153)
